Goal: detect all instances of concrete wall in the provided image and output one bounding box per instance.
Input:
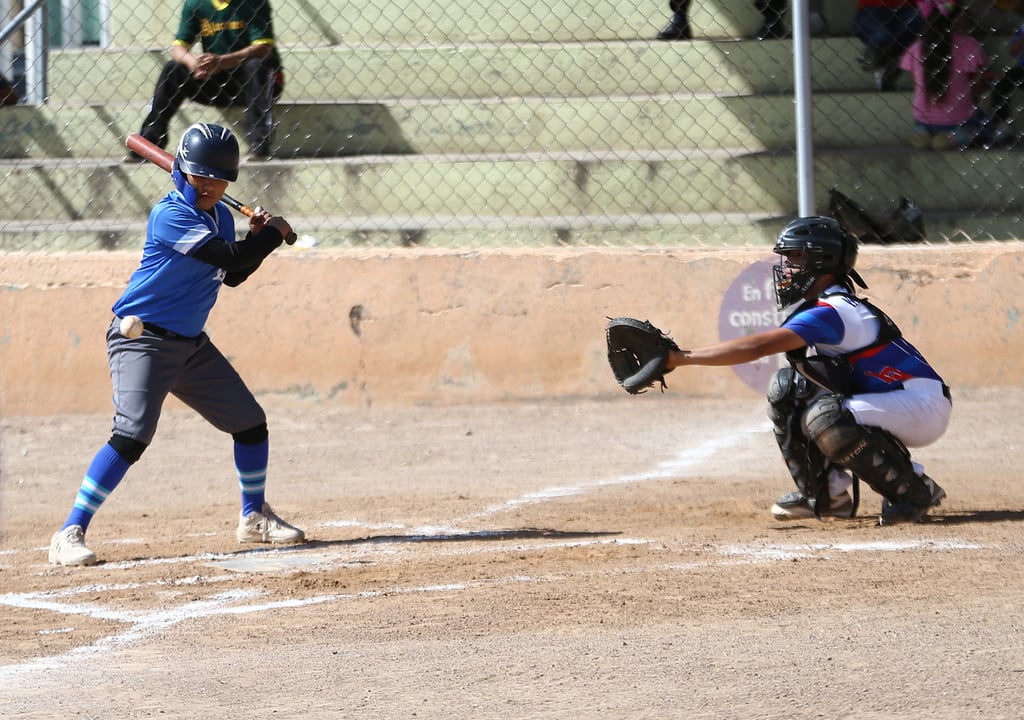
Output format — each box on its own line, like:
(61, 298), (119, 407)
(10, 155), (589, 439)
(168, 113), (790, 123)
(0, 245), (1020, 417)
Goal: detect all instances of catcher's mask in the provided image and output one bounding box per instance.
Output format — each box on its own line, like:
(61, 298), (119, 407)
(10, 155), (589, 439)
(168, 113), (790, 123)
(772, 216), (867, 309)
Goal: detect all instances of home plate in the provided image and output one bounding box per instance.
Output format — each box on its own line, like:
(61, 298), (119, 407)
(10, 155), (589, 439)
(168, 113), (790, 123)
(209, 551), (332, 573)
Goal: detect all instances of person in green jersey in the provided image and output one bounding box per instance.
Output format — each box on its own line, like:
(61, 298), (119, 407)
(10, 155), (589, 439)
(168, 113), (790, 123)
(131, 0), (284, 160)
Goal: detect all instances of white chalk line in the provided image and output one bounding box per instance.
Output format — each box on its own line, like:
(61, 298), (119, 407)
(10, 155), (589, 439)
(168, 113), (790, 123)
(465, 422), (772, 522)
(0, 420), (984, 686)
(0, 535), (985, 686)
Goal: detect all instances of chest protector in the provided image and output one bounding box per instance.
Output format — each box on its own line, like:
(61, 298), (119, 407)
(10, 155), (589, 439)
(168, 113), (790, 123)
(785, 291), (902, 395)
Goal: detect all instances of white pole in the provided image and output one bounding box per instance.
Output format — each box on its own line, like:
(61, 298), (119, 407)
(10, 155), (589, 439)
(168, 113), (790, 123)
(791, 0), (815, 216)
(23, 0), (47, 104)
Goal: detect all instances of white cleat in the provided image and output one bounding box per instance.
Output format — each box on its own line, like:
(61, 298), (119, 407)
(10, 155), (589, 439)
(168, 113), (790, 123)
(771, 491), (854, 520)
(48, 525), (98, 566)
(236, 503), (306, 544)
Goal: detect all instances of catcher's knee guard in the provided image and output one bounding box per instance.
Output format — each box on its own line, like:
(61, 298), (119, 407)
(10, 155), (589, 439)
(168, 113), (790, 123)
(802, 394), (932, 506)
(767, 368), (828, 499)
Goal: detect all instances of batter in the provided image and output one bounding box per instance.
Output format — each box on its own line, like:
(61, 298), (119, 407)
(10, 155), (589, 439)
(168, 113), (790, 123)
(49, 122), (304, 566)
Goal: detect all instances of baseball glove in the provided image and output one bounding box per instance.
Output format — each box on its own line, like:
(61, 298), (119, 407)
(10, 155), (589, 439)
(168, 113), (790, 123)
(605, 317), (680, 394)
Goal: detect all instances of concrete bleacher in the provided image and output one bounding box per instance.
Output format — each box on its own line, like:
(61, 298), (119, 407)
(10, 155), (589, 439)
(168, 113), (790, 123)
(107, 0), (857, 47)
(2, 0), (1022, 249)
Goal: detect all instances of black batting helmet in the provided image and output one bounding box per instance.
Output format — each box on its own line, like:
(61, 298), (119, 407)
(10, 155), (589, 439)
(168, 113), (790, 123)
(175, 123), (239, 182)
(772, 216), (866, 308)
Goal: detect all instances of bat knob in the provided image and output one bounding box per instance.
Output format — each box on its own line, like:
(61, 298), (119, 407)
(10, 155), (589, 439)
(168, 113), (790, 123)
(285, 231), (297, 246)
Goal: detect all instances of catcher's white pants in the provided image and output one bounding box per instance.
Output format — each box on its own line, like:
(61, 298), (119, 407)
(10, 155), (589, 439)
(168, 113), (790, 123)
(827, 378), (952, 497)
(845, 378), (951, 448)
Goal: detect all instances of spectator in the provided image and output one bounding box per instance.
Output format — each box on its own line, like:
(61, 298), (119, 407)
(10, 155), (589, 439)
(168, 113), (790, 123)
(898, 0), (994, 149)
(855, 0), (924, 91)
(656, 0), (827, 40)
(0, 73), (18, 106)
(128, 0), (284, 162)
(986, 21), (1024, 144)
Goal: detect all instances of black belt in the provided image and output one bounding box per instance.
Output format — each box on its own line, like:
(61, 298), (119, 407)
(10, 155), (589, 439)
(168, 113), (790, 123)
(942, 383), (952, 403)
(142, 322), (198, 340)
(142, 322), (171, 337)
(112, 316), (195, 340)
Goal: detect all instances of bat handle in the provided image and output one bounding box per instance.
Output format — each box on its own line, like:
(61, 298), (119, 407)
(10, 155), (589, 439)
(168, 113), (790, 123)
(252, 205), (297, 245)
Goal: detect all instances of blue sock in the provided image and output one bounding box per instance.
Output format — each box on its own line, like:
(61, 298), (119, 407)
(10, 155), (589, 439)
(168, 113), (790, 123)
(235, 439), (268, 516)
(63, 443), (131, 533)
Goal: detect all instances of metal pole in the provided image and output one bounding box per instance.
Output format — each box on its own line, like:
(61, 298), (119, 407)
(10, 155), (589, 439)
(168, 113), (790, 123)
(0, 0), (46, 45)
(792, 0), (815, 216)
(23, 0), (47, 104)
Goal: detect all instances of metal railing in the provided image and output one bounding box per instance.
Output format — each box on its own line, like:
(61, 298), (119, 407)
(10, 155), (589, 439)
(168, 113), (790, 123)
(0, 0), (47, 104)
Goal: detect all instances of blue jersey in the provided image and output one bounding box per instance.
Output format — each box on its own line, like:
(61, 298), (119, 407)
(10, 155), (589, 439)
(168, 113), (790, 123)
(112, 190), (236, 337)
(782, 286), (943, 394)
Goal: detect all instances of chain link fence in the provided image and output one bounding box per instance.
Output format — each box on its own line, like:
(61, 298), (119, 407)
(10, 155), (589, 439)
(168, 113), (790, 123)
(1, 0), (1023, 251)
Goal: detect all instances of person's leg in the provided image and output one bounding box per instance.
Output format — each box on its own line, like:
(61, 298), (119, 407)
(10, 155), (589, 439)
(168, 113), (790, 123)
(172, 336), (304, 544)
(50, 322), (176, 565)
(872, 8), (922, 90)
(233, 423), (269, 516)
(756, 0), (789, 39)
(889, 6), (924, 60)
(804, 389), (949, 524)
(240, 57), (278, 156)
(138, 61), (196, 149)
(808, 0), (828, 36)
(855, 8), (889, 65)
(657, 0), (692, 40)
(231, 422), (305, 543)
(48, 436), (148, 566)
(766, 368), (855, 520)
(990, 64), (1024, 127)
(58, 437), (145, 533)
(843, 379), (951, 449)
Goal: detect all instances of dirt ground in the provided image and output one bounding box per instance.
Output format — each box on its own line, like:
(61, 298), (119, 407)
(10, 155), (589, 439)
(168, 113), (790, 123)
(1, 388), (1023, 719)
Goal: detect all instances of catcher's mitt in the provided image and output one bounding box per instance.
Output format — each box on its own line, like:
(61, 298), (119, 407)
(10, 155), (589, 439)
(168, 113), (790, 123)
(605, 317), (680, 394)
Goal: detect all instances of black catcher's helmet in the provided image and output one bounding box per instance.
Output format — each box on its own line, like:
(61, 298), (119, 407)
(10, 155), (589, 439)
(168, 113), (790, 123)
(175, 123), (239, 182)
(772, 216), (867, 308)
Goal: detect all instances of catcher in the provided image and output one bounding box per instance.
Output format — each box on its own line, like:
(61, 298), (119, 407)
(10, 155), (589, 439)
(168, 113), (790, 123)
(606, 216), (951, 525)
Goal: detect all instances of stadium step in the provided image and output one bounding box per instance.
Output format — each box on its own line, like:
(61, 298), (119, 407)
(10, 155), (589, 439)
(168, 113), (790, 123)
(1, 148), (1021, 244)
(0, 91), (913, 160)
(47, 39), (925, 105)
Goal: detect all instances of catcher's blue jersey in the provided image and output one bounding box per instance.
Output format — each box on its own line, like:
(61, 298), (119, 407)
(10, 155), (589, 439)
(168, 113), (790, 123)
(112, 190), (235, 337)
(783, 285), (943, 395)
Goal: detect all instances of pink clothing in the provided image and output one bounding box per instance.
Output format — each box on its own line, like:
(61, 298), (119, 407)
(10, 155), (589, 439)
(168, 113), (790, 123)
(899, 33), (987, 125)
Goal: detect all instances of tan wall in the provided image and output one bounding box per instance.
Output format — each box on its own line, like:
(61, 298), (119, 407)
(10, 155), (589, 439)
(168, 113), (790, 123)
(0, 245), (1021, 417)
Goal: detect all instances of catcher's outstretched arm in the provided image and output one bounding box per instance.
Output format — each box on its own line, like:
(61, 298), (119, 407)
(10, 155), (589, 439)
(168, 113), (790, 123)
(666, 327), (806, 370)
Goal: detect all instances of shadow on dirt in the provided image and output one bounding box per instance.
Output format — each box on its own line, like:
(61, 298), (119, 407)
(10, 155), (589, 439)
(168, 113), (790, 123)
(308, 527), (623, 548)
(928, 510), (1024, 525)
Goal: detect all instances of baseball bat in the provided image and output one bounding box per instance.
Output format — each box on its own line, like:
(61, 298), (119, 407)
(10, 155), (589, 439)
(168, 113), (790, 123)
(125, 133), (296, 245)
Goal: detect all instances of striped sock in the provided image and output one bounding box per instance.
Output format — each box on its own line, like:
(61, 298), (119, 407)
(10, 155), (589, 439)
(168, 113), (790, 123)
(235, 438), (268, 516)
(62, 443), (131, 533)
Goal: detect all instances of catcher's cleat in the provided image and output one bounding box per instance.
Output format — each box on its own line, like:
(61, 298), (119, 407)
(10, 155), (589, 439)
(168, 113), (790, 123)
(237, 503), (306, 544)
(48, 525), (98, 566)
(878, 476), (946, 526)
(771, 491), (854, 520)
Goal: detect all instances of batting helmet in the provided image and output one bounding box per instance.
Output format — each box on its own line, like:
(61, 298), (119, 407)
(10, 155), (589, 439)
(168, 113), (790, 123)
(772, 216), (866, 308)
(175, 123), (239, 182)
